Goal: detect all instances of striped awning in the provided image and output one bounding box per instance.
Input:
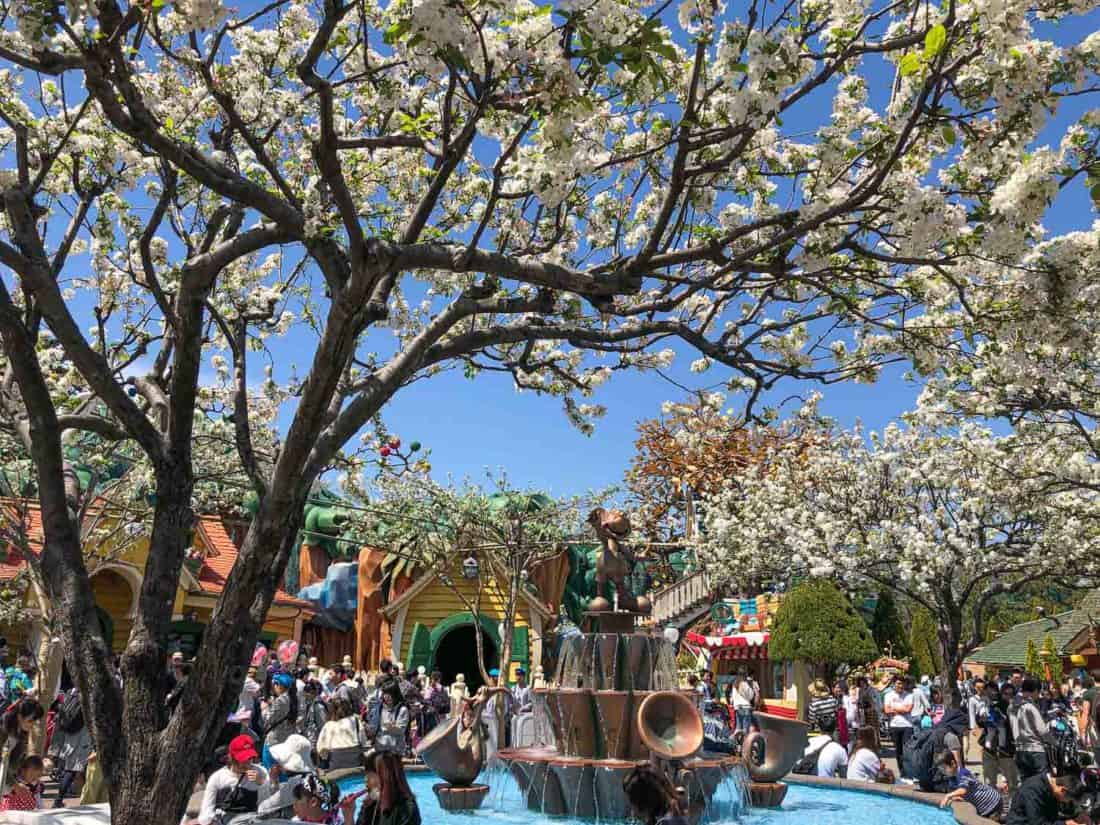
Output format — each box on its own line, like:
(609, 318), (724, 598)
(685, 630), (770, 659)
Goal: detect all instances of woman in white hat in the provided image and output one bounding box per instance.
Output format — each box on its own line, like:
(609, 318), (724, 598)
(260, 734), (317, 819)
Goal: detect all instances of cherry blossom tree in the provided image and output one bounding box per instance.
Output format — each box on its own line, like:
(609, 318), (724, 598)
(697, 409), (1100, 705)
(0, 0), (1099, 819)
(907, 229), (1100, 499)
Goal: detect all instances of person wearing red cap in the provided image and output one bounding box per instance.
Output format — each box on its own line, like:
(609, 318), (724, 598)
(198, 734), (274, 825)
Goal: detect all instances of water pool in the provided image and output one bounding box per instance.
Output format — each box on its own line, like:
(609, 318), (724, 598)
(337, 772), (957, 825)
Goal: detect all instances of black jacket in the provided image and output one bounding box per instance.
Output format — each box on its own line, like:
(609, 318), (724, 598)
(1005, 774), (1068, 825)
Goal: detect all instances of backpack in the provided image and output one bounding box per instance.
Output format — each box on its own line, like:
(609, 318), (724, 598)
(429, 687), (450, 715)
(56, 692), (84, 734)
(813, 702), (838, 733)
(1045, 715), (1079, 777)
(792, 738), (831, 775)
(902, 726), (951, 792)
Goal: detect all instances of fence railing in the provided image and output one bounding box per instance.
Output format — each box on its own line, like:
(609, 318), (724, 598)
(643, 568), (710, 627)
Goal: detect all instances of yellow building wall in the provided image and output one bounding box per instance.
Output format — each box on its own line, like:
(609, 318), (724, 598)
(397, 574), (532, 679)
(2, 520), (304, 657)
(91, 570), (134, 651)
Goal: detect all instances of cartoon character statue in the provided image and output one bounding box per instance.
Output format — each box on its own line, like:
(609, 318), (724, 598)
(586, 508), (651, 614)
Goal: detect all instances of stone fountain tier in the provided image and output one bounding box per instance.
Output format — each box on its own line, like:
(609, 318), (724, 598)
(498, 625), (744, 818)
(496, 750), (742, 819)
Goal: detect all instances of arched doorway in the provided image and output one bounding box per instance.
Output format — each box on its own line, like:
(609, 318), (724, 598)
(433, 624), (499, 693)
(90, 568), (137, 652)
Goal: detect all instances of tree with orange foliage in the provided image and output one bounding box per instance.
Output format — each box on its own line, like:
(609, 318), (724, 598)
(626, 395), (817, 544)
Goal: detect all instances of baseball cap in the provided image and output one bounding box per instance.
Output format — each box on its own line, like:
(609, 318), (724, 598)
(228, 734), (259, 763)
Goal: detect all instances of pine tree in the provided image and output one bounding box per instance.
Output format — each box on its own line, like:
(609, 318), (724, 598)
(769, 580), (878, 671)
(870, 589), (910, 658)
(909, 608), (943, 679)
(1025, 638), (1042, 678)
(1041, 635), (1063, 684)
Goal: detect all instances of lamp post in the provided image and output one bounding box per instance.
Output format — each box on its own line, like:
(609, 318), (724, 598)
(462, 555), (479, 579)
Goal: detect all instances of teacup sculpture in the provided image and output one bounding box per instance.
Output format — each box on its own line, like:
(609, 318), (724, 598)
(740, 712), (811, 807)
(415, 686), (508, 810)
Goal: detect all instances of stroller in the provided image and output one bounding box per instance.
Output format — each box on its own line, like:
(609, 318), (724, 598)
(1044, 707), (1080, 777)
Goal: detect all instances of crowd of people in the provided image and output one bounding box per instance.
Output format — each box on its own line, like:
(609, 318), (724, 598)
(6, 629), (1100, 825)
(0, 642), (541, 820)
(786, 668), (1100, 824)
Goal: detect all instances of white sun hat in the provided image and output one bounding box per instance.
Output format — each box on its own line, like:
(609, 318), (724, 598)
(269, 734), (316, 774)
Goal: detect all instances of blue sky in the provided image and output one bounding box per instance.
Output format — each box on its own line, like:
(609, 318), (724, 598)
(378, 353), (921, 497)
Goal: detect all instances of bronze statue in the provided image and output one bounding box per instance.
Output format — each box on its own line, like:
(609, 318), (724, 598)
(586, 508), (650, 614)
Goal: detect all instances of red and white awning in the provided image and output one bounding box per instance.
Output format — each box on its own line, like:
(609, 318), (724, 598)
(684, 630), (770, 659)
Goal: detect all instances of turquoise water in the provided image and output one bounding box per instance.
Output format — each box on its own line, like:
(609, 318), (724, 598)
(337, 771), (956, 824)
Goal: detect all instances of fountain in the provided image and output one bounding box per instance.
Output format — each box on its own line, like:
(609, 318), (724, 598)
(495, 608), (746, 819)
(741, 712), (809, 806)
(420, 508), (807, 819)
(487, 509), (741, 819)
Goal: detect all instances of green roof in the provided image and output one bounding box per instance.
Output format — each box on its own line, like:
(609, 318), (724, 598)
(968, 590), (1100, 667)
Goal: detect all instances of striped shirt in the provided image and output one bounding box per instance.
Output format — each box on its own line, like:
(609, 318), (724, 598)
(808, 695), (839, 731)
(957, 773), (1003, 818)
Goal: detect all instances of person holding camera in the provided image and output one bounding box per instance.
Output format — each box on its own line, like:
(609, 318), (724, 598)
(197, 734), (275, 825)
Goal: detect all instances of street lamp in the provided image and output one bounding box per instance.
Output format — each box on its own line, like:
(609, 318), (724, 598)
(462, 555), (479, 579)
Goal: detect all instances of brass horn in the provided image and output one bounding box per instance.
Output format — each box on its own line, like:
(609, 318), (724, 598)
(635, 691), (704, 761)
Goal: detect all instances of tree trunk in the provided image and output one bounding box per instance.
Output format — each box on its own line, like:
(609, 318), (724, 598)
(939, 628), (965, 709)
(108, 492), (306, 825)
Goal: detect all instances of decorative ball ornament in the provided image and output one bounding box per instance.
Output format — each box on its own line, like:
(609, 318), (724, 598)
(663, 626), (680, 644)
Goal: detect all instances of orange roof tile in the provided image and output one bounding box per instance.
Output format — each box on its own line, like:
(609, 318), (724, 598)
(193, 516), (314, 611)
(0, 500), (43, 580)
(0, 499), (313, 613)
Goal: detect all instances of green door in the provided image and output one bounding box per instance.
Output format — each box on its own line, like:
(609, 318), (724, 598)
(406, 622), (432, 674)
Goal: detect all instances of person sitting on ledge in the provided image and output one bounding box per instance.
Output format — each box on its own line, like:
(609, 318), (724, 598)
(198, 734), (274, 825)
(701, 701), (736, 755)
(1004, 771), (1093, 825)
(623, 765), (688, 825)
(847, 726), (893, 784)
(800, 715), (848, 778)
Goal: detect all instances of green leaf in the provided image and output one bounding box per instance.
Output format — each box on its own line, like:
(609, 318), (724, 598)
(730, 61), (748, 73)
(923, 23), (947, 59)
(1091, 183), (1100, 204)
(383, 19), (411, 45)
(151, 0), (167, 9)
(942, 126), (957, 146)
(899, 52), (922, 77)
(535, 4), (552, 15)
(164, 116), (174, 129)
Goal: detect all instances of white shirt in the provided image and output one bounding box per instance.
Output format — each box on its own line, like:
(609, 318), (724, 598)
(805, 734), (848, 778)
(316, 716), (363, 757)
(910, 689), (931, 724)
(731, 686), (752, 709)
(884, 689), (914, 728)
(843, 695), (859, 728)
(198, 765), (272, 825)
(967, 694), (989, 730)
(847, 748), (881, 782)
